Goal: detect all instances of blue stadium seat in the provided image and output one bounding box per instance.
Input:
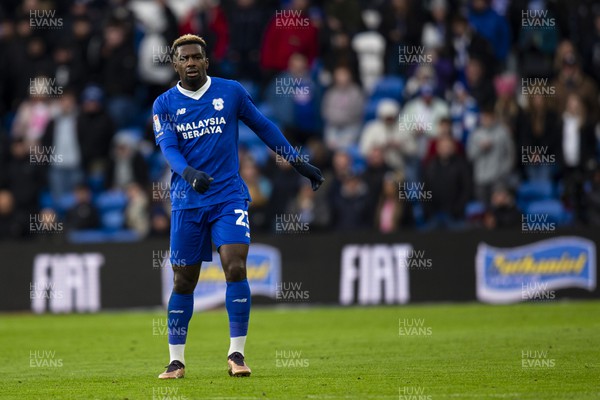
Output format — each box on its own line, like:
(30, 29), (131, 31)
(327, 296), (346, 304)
(87, 173), (105, 195)
(68, 229), (139, 243)
(54, 193), (77, 217)
(95, 190), (128, 231)
(346, 145), (366, 174)
(526, 200), (572, 225)
(68, 230), (109, 243)
(108, 230), (141, 241)
(101, 209), (125, 231)
(517, 180), (554, 210)
(370, 76), (404, 103)
(465, 201), (486, 219)
(364, 98), (381, 122)
(95, 190), (128, 211)
(39, 191), (54, 210)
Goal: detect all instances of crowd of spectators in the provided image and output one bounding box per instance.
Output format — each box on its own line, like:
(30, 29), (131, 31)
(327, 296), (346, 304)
(1, 0), (600, 241)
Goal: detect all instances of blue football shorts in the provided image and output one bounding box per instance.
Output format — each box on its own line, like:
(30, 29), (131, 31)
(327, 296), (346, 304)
(170, 199), (251, 265)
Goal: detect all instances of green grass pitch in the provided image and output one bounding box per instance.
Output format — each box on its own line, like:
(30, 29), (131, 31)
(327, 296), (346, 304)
(0, 301), (599, 399)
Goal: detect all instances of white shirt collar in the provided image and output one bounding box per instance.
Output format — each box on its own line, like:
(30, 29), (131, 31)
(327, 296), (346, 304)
(176, 76), (212, 100)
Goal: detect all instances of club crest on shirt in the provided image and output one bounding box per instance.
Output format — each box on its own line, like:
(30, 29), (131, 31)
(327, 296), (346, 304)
(212, 98), (224, 111)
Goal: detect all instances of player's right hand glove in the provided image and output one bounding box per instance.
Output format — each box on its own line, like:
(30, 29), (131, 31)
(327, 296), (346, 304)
(291, 161), (325, 191)
(182, 166), (213, 194)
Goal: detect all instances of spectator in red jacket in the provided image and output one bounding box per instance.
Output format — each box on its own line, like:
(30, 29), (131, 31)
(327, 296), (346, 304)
(179, 0), (229, 75)
(260, 0), (318, 77)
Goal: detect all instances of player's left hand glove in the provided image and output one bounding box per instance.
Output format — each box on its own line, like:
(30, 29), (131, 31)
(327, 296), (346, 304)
(291, 161), (325, 191)
(182, 166), (214, 194)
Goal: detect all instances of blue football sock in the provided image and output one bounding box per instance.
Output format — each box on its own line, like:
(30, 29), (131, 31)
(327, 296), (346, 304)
(225, 279), (251, 338)
(167, 292), (194, 345)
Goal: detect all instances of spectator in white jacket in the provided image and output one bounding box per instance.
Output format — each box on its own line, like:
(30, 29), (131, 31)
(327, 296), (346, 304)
(322, 66), (365, 151)
(359, 99), (416, 176)
(399, 84), (450, 158)
(467, 105), (515, 204)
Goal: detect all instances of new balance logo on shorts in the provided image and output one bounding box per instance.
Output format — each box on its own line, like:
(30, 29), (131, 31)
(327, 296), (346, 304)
(232, 298), (247, 303)
(169, 310), (184, 313)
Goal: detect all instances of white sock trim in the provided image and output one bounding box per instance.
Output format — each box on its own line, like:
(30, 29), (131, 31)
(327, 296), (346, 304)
(228, 336), (247, 357)
(169, 344), (186, 365)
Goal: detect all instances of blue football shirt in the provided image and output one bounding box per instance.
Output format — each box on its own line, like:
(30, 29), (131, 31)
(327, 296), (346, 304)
(153, 77), (259, 210)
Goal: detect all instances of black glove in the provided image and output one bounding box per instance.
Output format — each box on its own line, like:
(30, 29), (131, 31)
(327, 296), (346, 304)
(182, 166), (213, 194)
(291, 161), (325, 191)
